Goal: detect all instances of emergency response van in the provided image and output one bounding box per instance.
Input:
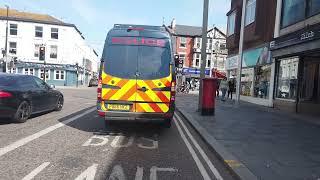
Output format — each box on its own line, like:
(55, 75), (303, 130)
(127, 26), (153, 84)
(97, 24), (176, 127)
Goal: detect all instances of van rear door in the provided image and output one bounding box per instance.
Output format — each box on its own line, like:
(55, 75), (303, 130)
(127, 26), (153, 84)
(135, 44), (172, 114)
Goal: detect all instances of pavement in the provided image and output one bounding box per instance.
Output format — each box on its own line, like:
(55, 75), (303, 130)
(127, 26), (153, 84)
(0, 88), (235, 180)
(176, 93), (320, 180)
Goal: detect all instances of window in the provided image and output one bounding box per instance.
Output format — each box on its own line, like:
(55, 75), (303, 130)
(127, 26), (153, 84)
(35, 26), (43, 38)
(308, 0), (320, 17)
(180, 37), (187, 48)
(24, 68), (35, 76)
(281, 0), (305, 28)
(276, 57), (299, 99)
(51, 28), (58, 39)
(227, 11), (236, 36)
(179, 54), (186, 67)
(195, 38), (201, 48)
(220, 43), (226, 50)
(33, 76), (49, 90)
(194, 54), (201, 67)
(40, 69), (50, 80)
(34, 44), (40, 57)
(245, 0), (256, 26)
(55, 70), (65, 80)
(206, 54), (212, 68)
(10, 24), (17, 35)
(9, 42), (17, 54)
(50, 45), (58, 59)
(207, 39), (212, 50)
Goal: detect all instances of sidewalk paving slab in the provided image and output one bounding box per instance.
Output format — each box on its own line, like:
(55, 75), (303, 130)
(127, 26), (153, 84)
(176, 93), (320, 180)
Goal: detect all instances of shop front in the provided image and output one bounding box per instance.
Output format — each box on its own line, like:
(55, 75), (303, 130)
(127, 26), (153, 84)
(239, 45), (273, 106)
(271, 23), (320, 116)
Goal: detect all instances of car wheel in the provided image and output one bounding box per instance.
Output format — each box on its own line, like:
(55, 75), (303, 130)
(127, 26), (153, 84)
(13, 101), (31, 123)
(163, 118), (172, 128)
(54, 95), (64, 111)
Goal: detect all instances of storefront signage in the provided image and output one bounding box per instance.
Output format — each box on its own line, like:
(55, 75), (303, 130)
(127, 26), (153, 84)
(270, 24), (320, 50)
(242, 46), (271, 68)
(226, 55), (239, 70)
(182, 68), (210, 75)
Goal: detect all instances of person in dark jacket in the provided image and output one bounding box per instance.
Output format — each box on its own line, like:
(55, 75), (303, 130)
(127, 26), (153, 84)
(228, 79), (235, 100)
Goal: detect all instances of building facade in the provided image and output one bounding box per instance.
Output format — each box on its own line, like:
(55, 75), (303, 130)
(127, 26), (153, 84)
(168, 21), (227, 83)
(226, 0), (277, 106)
(271, 0), (320, 115)
(0, 8), (98, 86)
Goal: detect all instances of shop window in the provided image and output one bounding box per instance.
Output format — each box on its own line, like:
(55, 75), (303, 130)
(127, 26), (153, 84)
(301, 61), (320, 102)
(254, 65), (271, 99)
(55, 70), (65, 80)
(241, 68), (254, 96)
(276, 57), (299, 99)
(40, 69), (50, 80)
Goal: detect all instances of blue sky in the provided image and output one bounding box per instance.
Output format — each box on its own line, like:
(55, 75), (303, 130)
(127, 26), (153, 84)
(2, 0), (230, 55)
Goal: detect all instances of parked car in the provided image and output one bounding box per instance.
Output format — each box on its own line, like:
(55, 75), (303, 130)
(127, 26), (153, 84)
(0, 73), (64, 123)
(88, 78), (98, 87)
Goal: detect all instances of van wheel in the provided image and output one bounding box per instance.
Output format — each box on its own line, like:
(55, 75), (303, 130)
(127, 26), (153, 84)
(13, 101), (31, 123)
(163, 118), (172, 128)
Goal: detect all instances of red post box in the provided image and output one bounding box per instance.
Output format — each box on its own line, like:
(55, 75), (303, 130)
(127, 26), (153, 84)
(201, 78), (217, 115)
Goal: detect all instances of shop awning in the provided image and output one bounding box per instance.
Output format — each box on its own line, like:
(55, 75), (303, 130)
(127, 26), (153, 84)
(212, 69), (226, 79)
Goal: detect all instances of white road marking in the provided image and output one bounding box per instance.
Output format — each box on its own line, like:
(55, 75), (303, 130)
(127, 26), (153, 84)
(82, 135), (110, 147)
(110, 135), (134, 148)
(175, 114), (224, 180)
(75, 163), (98, 180)
(173, 117), (211, 180)
(150, 166), (178, 180)
(0, 108), (95, 158)
(22, 162), (50, 180)
(137, 137), (158, 150)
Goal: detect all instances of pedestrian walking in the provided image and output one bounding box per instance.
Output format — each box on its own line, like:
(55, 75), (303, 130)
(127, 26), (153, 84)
(216, 80), (220, 97)
(228, 79), (235, 100)
(220, 78), (228, 101)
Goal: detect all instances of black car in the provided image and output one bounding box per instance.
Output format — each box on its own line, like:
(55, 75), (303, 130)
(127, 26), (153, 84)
(0, 73), (64, 123)
(88, 78), (98, 87)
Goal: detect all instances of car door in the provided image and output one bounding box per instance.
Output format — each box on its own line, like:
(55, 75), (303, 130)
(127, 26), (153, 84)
(135, 44), (172, 113)
(32, 77), (55, 111)
(17, 76), (43, 113)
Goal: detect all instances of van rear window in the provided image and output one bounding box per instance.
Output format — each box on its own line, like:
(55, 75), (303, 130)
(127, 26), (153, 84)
(103, 37), (171, 80)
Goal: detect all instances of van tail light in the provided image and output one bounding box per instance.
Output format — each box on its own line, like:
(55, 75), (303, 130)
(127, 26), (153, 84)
(0, 91), (12, 98)
(170, 81), (176, 102)
(97, 78), (102, 101)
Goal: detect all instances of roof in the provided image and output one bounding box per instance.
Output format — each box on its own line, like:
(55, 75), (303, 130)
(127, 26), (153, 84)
(0, 8), (65, 25)
(174, 25), (203, 36)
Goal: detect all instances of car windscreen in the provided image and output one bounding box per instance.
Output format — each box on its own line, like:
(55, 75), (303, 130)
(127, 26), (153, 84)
(103, 37), (171, 80)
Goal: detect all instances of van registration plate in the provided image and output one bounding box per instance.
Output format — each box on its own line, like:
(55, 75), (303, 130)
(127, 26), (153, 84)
(107, 104), (130, 111)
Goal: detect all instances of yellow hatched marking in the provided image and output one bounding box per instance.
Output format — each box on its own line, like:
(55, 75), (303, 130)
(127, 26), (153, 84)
(138, 103), (154, 112)
(137, 81), (162, 102)
(157, 103), (169, 112)
(101, 88), (111, 98)
(136, 93), (144, 102)
(110, 76), (122, 85)
(111, 80), (136, 100)
(162, 92), (171, 100)
(152, 79), (165, 88)
(101, 102), (107, 111)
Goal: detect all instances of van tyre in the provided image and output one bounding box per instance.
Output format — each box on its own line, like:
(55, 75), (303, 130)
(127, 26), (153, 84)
(163, 118), (172, 128)
(13, 101), (31, 123)
(54, 96), (64, 111)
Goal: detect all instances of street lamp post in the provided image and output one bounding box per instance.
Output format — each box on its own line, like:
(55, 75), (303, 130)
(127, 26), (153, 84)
(235, 0), (247, 104)
(198, 0), (209, 111)
(3, 5), (9, 73)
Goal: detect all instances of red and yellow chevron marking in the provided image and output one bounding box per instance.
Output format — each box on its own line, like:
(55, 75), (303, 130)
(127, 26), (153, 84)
(100, 66), (172, 113)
